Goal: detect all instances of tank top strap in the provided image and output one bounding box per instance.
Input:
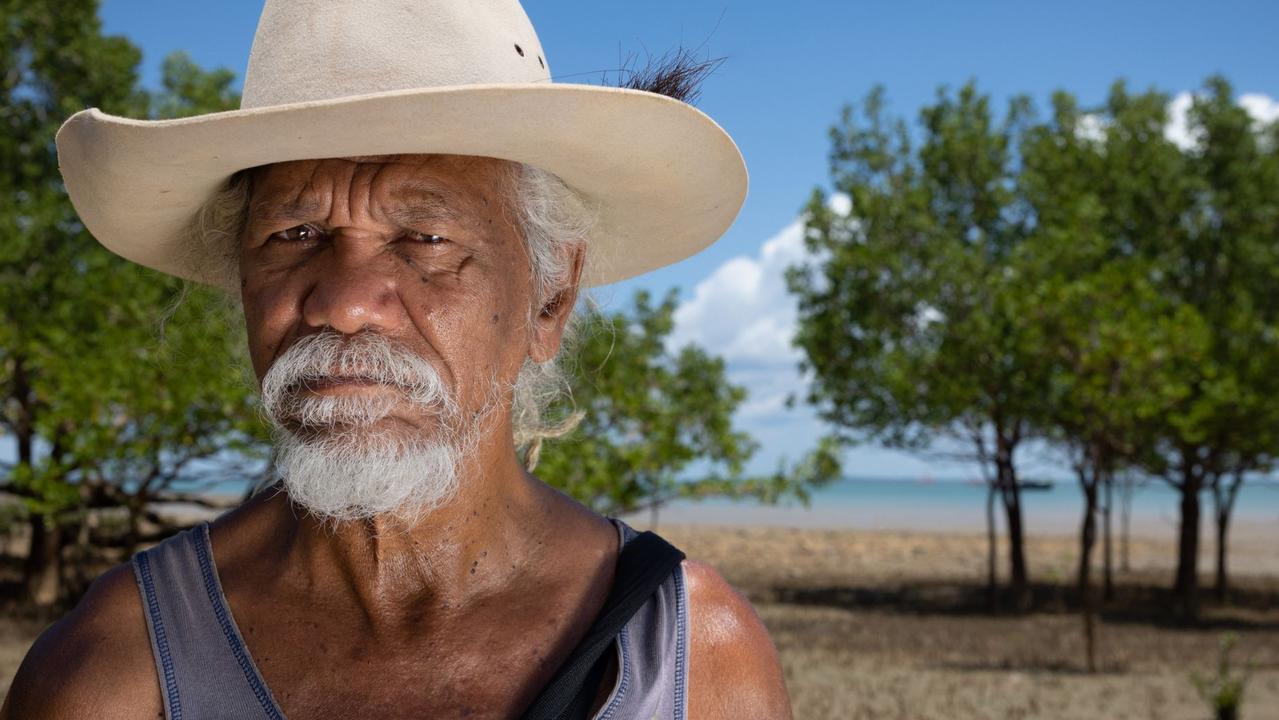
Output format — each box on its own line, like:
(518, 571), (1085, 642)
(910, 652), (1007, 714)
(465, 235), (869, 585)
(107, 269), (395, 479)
(597, 518), (690, 720)
(612, 516), (642, 547)
(131, 523), (284, 720)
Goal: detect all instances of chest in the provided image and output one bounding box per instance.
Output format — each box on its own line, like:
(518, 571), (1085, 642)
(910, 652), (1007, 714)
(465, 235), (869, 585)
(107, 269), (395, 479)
(229, 595), (601, 719)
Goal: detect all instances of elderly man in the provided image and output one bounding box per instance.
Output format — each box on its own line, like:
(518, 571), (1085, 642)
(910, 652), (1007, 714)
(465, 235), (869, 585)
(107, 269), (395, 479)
(3, 1), (788, 719)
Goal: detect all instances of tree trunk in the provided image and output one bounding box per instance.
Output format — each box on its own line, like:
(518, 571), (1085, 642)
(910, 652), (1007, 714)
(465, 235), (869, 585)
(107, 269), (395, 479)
(1120, 472), (1134, 573)
(1213, 470), (1243, 604)
(23, 515), (64, 608)
(13, 355), (34, 467)
(997, 452), (1030, 610)
(123, 501), (144, 558)
(1215, 508), (1230, 604)
(1077, 473), (1099, 673)
(1173, 463), (1202, 622)
(1004, 487), (1030, 610)
(986, 480), (998, 610)
(1102, 473), (1114, 602)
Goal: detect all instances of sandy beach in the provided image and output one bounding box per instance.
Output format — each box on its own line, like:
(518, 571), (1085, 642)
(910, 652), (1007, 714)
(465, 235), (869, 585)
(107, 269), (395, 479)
(1, 523), (1276, 719)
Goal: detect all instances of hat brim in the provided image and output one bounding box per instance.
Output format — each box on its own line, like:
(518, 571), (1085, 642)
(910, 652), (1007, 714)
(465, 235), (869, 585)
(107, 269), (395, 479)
(54, 83), (748, 292)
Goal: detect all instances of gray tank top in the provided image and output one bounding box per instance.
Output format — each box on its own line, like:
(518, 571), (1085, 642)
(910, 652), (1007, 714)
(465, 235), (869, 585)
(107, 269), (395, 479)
(131, 519), (689, 719)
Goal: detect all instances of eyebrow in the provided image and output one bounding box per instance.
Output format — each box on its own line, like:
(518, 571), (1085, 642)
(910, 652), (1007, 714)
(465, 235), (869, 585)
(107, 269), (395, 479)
(247, 189), (468, 228)
(384, 190), (465, 227)
(247, 195), (322, 227)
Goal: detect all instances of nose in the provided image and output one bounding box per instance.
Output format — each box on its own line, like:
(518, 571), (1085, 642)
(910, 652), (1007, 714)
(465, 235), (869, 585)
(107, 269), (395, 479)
(301, 242), (404, 335)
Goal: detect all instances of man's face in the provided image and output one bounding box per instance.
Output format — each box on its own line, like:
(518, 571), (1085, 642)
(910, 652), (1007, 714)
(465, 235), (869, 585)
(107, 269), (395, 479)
(238, 154), (551, 518)
(241, 154), (535, 440)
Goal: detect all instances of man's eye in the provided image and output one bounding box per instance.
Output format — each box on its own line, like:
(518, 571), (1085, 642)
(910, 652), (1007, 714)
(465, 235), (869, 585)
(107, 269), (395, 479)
(406, 231), (448, 245)
(270, 224), (325, 243)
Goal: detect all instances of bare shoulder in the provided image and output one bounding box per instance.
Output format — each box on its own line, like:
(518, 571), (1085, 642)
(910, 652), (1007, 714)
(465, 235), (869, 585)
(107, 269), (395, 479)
(2, 562), (161, 720)
(682, 559), (792, 720)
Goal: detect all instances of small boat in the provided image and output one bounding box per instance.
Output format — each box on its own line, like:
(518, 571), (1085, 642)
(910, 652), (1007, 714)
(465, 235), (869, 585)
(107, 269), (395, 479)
(1018, 479), (1054, 491)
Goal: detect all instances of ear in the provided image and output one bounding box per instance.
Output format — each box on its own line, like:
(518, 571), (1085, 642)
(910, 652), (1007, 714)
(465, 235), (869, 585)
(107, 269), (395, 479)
(528, 245), (585, 363)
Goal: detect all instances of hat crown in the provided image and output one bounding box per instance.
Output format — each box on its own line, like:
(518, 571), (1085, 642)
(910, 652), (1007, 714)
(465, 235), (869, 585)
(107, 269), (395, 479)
(241, 0), (551, 109)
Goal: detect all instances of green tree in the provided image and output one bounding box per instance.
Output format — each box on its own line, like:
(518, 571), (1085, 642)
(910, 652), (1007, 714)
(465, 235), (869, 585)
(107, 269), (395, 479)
(1052, 79), (1279, 619)
(789, 83), (1041, 609)
(1022, 255), (1204, 667)
(794, 76), (1279, 625)
(535, 290), (841, 516)
(1, 0), (265, 607)
(1012, 90), (1215, 662)
(1178, 79), (1279, 607)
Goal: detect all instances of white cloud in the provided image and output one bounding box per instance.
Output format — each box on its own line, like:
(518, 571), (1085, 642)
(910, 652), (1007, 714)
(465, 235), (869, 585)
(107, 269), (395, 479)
(1165, 90), (1279, 150)
(916, 303), (944, 328)
(1164, 91), (1201, 150)
(669, 217), (807, 366)
(669, 194), (849, 367)
(1077, 112), (1109, 143)
(1239, 93), (1279, 126)
(1073, 92), (1279, 151)
(829, 192), (852, 217)
(668, 196), (851, 469)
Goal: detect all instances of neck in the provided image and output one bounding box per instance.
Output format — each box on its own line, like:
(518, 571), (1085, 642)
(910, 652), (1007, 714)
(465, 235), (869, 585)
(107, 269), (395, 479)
(265, 425), (576, 626)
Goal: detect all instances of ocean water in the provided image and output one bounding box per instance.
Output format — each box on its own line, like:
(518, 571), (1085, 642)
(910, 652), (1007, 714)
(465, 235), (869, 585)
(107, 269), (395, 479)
(200, 471), (1279, 540)
(645, 477), (1279, 538)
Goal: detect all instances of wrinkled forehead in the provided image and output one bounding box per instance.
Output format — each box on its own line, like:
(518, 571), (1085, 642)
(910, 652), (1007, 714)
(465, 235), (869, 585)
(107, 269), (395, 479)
(244, 153), (517, 225)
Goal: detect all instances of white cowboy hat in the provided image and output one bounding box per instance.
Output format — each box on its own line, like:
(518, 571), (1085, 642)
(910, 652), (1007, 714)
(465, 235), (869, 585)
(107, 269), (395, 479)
(54, 0), (747, 292)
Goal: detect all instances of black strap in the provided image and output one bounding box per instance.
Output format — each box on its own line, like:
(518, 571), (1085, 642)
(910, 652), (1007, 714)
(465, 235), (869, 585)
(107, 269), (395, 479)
(520, 530), (686, 720)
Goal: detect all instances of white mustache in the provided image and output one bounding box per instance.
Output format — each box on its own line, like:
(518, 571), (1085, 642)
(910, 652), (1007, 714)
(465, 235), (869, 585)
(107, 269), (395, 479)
(260, 330), (457, 428)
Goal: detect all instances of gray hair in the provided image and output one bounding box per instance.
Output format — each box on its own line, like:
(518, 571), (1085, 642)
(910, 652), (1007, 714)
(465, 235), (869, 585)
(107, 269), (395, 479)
(185, 160), (595, 467)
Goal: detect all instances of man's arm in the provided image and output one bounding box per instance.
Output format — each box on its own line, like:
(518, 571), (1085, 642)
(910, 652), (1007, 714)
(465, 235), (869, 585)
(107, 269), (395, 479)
(684, 560), (793, 720)
(2, 562), (162, 720)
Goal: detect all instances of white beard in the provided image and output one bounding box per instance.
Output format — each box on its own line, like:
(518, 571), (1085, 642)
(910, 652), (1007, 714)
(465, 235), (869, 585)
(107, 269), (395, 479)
(259, 330), (469, 523)
(272, 431), (461, 523)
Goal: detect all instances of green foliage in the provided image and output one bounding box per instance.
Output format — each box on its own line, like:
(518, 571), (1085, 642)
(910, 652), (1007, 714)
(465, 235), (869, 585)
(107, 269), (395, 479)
(535, 290), (841, 515)
(792, 76), (1279, 471)
(150, 51), (241, 120)
(788, 82), (1040, 451)
(788, 85), (1044, 613)
(1191, 633), (1251, 718)
(1014, 95), (1203, 476)
(1046, 79), (1279, 482)
(1, 0), (267, 537)
(787, 84), (1049, 605)
(1013, 77), (1279, 549)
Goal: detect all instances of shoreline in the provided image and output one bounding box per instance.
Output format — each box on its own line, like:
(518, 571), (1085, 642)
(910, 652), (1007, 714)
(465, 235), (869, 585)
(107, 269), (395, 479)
(622, 502), (1279, 546)
(154, 497), (1278, 549)
(148, 495), (1278, 572)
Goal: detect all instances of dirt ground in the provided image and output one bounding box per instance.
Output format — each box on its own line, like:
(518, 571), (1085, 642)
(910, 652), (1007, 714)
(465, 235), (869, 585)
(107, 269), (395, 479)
(1, 525), (1276, 719)
(651, 525), (1279, 720)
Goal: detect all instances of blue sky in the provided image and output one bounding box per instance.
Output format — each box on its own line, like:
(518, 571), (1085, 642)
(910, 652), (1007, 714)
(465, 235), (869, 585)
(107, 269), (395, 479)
(98, 0), (1279, 479)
